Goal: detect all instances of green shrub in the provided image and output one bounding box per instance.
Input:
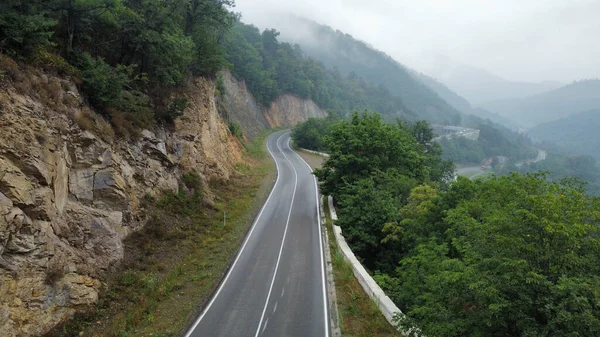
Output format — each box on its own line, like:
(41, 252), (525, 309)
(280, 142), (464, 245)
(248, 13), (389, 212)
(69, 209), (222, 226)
(77, 53), (153, 130)
(181, 172), (202, 191)
(215, 73), (226, 97)
(31, 48), (79, 77)
(162, 96), (188, 123)
(229, 121), (243, 139)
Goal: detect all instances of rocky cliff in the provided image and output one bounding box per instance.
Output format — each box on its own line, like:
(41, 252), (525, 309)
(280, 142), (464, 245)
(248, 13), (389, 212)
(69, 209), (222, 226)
(0, 67), (243, 336)
(0, 64), (327, 336)
(220, 70), (327, 139)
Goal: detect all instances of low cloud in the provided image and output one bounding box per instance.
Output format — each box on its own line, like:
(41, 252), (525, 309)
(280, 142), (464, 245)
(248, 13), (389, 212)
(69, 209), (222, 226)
(234, 0), (600, 83)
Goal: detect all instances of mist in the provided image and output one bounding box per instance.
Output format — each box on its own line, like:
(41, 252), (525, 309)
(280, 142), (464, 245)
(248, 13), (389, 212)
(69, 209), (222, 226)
(233, 0), (600, 83)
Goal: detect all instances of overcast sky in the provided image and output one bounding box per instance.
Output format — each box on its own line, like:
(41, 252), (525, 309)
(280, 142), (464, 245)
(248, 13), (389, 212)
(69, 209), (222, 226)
(233, 0), (600, 83)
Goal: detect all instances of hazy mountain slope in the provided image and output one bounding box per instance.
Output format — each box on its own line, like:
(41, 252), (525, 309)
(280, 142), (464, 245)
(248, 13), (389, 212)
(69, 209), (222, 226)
(480, 80), (600, 128)
(275, 16), (462, 124)
(420, 55), (563, 104)
(412, 71), (471, 113)
(528, 109), (600, 159)
(412, 71), (523, 129)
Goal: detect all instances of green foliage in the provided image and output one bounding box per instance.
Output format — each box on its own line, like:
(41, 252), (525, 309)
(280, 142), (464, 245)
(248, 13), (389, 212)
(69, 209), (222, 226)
(319, 111), (600, 335)
(229, 121), (242, 139)
(510, 152), (600, 195)
(314, 112), (429, 198)
(162, 96), (188, 123)
(291, 116), (335, 151)
(0, 0), (235, 127)
(440, 123), (536, 165)
(222, 21), (418, 121)
(382, 174), (600, 336)
(77, 53), (153, 126)
(314, 112), (453, 271)
(280, 17), (462, 124)
(215, 72), (226, 97)
(0, 0), (56, 57)
(158, 172), (203, 219)
(30, 47), (79, 76)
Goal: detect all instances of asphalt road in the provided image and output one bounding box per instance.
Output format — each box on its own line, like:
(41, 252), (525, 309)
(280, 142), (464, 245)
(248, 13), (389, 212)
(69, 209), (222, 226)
(184, 131), (330, 337)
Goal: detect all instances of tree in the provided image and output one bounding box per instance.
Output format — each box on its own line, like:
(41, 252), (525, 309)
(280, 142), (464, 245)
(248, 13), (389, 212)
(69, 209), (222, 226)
(314, 111), (426, 198)
(336, 169), (417, 271)
(392, 173), (600, 337)
(46, 0), (120, 54)
(0, 0), (56, 56)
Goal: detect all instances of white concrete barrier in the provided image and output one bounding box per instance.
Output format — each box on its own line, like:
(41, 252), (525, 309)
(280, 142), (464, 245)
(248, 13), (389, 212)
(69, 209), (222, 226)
(328, 196), (406, 331)
(299, 148), (330, 157)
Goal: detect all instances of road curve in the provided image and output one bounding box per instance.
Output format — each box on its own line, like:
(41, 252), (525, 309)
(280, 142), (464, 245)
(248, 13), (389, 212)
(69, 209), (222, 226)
(184, 131), (330, 337)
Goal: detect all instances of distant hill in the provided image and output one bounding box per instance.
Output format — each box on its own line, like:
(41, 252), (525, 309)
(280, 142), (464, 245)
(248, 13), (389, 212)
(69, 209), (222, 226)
(419, 54), (563, 104)
(528, 109), (600, 159)
(480, 80), (600, 128)
(411, 71), (524, 130)
(274, 16), (462, 124)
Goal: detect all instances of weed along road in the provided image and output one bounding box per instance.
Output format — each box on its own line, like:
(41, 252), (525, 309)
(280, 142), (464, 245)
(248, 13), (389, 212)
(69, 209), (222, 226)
(185, 131), (330, 337)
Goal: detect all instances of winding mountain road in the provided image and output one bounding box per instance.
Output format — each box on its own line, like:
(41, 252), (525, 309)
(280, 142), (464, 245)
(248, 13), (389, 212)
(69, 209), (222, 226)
(184, 131), (330, 337)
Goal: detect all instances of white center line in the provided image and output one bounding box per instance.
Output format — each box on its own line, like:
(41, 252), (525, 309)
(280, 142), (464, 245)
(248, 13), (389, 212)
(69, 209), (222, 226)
(183, 132), (286, 337)
(254, 133), (299, 337)
(292, 139), (331, 337)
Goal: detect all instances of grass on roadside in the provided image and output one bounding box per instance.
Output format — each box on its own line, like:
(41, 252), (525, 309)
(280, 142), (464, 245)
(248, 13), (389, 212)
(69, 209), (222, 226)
(323, 195), (402, 337)
(45, 131), (276, 337)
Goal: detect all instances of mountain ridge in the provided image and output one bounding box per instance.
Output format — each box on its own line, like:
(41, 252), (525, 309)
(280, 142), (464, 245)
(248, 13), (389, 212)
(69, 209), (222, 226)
(480, 79), (600, 127)
(274, 15), (462, 124)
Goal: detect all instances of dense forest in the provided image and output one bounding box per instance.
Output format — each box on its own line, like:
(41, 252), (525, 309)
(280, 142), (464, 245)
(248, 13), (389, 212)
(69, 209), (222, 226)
(0, 0), (240, 131)
(274, 16), (462, 124)
(294, 115), (600, 336)
(222, 21), (420, 122)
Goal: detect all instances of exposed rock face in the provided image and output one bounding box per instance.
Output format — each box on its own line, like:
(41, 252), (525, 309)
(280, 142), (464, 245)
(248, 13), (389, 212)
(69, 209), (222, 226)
(220, 70), (327, 139)
(220, 70), (269, 139)
(0, 70), (243, 336)
(264, 94), (327, 128)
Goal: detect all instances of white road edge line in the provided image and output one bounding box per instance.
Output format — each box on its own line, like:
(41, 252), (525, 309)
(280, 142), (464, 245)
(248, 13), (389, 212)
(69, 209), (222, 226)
(290, 141), (331, 337)
(254, 132), (299, 337)
(184, 132), (286, 337)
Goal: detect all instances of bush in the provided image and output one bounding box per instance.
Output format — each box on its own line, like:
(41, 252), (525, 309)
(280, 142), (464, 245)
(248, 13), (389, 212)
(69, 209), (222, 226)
(77, 53), (153, 131)
(162, 96), (188, 123)
(229, 121), (243, 139)
(30, 48), (79, 77)
(215, 73), (226, 97)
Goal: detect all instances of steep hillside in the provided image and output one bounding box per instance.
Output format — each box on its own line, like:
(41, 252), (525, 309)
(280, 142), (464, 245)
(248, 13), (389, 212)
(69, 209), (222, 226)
(0, 65), (245, 336)
(420, 55), (563, 104)
(480, 80), (600, 127)
(528, 109), (600, 159)
(0, 62), (321, 336)
(222, 21), (417, 124)
(273, 16), (461, 124)
(219, 70), (327, 139)
(412, 71), (522, 129)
